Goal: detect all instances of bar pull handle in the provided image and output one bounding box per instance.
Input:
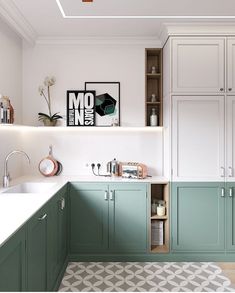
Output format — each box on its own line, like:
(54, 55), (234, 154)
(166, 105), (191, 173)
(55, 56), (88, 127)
(60, 198), (65, 210)
(104, 190), (108, 201)
(228, 167), (233, 177)
(38, 213), (47, 221)
(229, 188), (233, 198)
(220, 167), (225, 177)
(221, 188), (225, 197)
(110, 190), (114, 201)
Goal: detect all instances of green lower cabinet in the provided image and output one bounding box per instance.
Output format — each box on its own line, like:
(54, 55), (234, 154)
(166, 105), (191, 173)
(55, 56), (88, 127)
(109, 183), (148, 253)
(27, 205), (48, 291)
(69, 182), (148, 254)
(47, 186), (68, 291)
(0, 228), (26, 292)
(171, 182), (225, 252)
(226, 182), (235, 251)
(70, 183), (109, 253)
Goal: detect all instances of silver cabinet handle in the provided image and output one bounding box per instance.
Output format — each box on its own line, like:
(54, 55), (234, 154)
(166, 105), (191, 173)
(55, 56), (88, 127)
(220, 167), (225, 177)
(110, 190), (114, 201)
(38, 213), (47, 221)
(60, 198), (65, 210)
(220, 88), (224, 91)
(228, 167), (233, 177)
(104, 190), (108, 201)
(221, 188), (225, 197)
(229, 188), (233, 198)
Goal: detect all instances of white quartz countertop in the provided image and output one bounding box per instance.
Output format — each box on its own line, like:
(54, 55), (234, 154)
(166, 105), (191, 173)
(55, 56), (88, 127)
(0, 175), (168, 248)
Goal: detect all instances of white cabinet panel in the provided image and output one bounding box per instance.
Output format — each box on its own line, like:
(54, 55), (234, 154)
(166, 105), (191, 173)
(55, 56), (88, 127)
(227, 39), (235, 93)
(172, 38), (225, 93)
(226, 96), (235, 180)
(172, 96), (225, 181)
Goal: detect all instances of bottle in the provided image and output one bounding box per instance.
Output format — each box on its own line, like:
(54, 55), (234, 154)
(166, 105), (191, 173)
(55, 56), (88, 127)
(150, 108), (157, 126)
(9, 100), (14, 124)
(0, 102), (3, 123)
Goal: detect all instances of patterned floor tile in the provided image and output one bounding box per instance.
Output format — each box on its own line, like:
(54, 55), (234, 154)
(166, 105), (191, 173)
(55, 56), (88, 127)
(59, 262), (235, 292)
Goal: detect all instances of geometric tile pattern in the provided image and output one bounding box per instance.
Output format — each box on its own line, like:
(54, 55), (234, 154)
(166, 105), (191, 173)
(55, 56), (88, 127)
(59, 262), (235, 292)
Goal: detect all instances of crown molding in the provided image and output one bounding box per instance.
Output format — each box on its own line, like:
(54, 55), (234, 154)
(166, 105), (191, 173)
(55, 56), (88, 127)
(0, 0), (37, 45)
(159, 22), (235, 45)
(36, 36), (162, 46)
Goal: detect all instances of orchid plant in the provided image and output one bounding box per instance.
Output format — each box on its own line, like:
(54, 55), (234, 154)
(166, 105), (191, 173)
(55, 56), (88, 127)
(38, 76), (62, 123)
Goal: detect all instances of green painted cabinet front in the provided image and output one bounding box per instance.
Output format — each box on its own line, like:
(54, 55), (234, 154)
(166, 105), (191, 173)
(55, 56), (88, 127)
(70, 183), (109, 253)
(27, 205), (48, 291)
(0, 228), (26, 292)
(171, 182), (225, 251)
(47, 185), (68, 290)
(69, 182), (148, 254)
(109, 183), (147, 253)
(226, 183), (235, 251)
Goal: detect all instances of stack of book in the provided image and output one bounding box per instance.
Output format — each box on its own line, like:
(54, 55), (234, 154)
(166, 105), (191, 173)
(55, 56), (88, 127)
(151, 220), (164, 246)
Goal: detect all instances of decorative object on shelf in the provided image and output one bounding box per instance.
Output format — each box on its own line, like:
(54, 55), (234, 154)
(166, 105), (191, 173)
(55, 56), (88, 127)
(0, 95), (14, 124)
(85, 82), (120, 126)
(38, 76), (62, 126)
(156, 200), (166, 216)
(38, 145), (63, 177)
(151, 94), (157, 103)
(150, 108), (157, 126)
(151, 66), (157, 74)
(67, 91), (95, 126)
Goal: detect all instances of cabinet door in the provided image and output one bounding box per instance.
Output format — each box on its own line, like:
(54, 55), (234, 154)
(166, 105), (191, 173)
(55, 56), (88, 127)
(172, 38), (225, 93)
(226, 96), (235, 180)
(70, 183), (109, 253)
(171, 182), (225, 251)
(0, 228), (26, 292)
(27, 206), (48, 291)
(108, 183), (148, 253)
(47, 186), (68, 291)
(226, 183), (235, 251)
(227, 38), (235, 93)
(172, 96), (225, 181)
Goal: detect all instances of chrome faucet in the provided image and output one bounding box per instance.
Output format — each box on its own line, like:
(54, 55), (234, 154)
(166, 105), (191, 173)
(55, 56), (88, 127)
(3, 150), (30, 188)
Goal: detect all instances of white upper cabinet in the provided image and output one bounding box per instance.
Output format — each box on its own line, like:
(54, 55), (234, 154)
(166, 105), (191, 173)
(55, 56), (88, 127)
(226, 96), (235, 181)
(227, 39), (235, 93)
(172, 96), (225, 181)
(172, 38), (225, 93)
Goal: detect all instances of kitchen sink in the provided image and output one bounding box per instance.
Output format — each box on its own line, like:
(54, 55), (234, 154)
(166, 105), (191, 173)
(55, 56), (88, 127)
(2, 182), (56, 194)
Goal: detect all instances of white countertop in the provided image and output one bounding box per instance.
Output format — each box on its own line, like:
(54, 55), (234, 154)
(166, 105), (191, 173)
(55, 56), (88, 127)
(0, 175), (168, 248)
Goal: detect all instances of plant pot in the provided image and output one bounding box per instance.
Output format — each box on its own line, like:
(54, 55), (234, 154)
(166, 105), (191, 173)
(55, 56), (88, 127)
(42, 118), (57, 127)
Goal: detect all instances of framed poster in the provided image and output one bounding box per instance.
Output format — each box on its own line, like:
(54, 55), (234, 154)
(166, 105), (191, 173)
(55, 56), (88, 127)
(85, 82), (120, 126)
(67, 90), (96, 126)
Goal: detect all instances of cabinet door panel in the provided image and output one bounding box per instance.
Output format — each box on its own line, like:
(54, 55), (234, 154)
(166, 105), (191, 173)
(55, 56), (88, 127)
(109, 183), (147, 253)
(172, 183), (225, 251)
(172, 96), (225, 181)
(227, 39), (235, 93)
(70, 183), (108, 253)
(226, 96), (235, 180)
(27, 207), (48, 291)
(226, 183), (235, 251)
(0, 228), (26, 292)
(172, 38), (225, 93)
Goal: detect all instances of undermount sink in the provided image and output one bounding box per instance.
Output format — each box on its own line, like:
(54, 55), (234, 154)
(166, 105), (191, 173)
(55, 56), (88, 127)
(2, 182), (56, 194)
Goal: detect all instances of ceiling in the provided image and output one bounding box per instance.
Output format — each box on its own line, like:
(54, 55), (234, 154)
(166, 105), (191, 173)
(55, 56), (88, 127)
(1, 0), (235, 41)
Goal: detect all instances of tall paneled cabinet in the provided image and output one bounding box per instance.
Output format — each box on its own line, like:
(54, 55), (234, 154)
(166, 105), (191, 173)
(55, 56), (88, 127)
(164, 36), (235, 252)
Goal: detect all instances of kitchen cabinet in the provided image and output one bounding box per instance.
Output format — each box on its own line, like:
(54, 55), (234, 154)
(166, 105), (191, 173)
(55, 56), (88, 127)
(47, 185), (68, 291)
(171, 182), (225, 251)
(172, 95), (225, 181)
(27, 205), (48, 291)
(69, 182), (148, 254)
(0, 227), (26, 292)
(226, 183), (235, 251)
(172, 38), (225, 93)
(227, 38), (235, 93)
(226, 96), (235, 180)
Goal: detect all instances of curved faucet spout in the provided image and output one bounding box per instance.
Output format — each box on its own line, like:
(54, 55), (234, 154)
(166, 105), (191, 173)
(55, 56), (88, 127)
(3, 150), (30, 188)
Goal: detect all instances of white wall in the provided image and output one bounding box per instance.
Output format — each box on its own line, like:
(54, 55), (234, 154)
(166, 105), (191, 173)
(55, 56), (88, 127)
(0, 18), (23, 182)
(21, 42), (164, 177)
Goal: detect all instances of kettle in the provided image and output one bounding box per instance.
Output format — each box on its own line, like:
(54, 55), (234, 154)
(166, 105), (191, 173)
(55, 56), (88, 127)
(107, 158), (119, 177)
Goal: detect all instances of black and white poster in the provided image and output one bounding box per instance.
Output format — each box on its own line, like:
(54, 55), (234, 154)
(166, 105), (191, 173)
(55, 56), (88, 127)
(67, 91), (96, 126)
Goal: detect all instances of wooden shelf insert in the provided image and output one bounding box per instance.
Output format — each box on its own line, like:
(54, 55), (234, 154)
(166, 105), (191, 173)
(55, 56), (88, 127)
(146, 102), (161, 105)
(151, 215), (168, 220)
(151, 245), (169, 253)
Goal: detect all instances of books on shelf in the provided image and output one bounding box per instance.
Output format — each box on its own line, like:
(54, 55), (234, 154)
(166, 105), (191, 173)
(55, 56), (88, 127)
(151, 220), (164, 246)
